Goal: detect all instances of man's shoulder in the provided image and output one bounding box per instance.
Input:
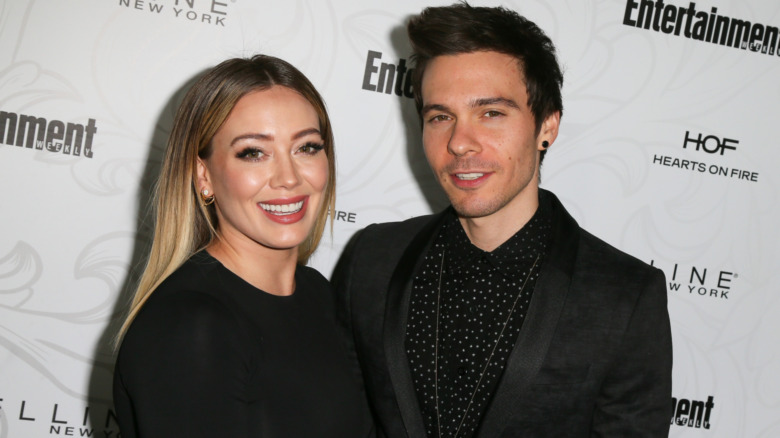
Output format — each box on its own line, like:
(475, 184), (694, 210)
(543, 190), (657, 277)
(339, 211), (445, 273)
(576, 227), (659, 278)
(360, 212), (441, 243)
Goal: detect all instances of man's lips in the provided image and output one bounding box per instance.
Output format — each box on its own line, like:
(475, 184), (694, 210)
(449, 172), (492, 187)
(454, 172), (485, 181)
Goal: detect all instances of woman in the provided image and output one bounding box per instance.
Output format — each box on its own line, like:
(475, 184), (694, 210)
(113, 55), (373, 437)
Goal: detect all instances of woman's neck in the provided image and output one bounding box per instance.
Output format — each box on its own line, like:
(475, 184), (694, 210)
(206, 237), (298, 296)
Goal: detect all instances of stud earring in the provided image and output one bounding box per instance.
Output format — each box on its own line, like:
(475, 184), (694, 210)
(541, 140), (549, 149)
(200, 189), (215, 206)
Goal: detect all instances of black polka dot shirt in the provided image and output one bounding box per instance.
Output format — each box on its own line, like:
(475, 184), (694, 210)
(405, 202), (551, 438)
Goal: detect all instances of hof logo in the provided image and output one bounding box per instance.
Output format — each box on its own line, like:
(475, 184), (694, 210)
(651, 130), (760, 183)
(0, 396), (120, 436)
(361, 50), (415, 99)
(1, 110), (97, 158)
(683, 131), (738, 155)
(118, 0), (229, 27)
(671, 395), (715, 429)
(651, 261), (736, 300)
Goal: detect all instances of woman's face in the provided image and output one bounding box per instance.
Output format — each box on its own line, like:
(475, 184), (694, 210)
(197, 86), (329, 256)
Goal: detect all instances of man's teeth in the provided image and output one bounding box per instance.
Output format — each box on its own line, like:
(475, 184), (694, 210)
(456, 173), (484, 180)
(259, 200), (304, 215)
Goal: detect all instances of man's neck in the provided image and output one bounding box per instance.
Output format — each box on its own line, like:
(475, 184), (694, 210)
(458, 189), (540, 252)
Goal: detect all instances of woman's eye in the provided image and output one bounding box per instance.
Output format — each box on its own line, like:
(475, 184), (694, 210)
(236, 148), (265, 160)
(298, 142), (325, 155)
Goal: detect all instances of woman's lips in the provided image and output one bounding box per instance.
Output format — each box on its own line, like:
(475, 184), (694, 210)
(258, 195), (308, 224)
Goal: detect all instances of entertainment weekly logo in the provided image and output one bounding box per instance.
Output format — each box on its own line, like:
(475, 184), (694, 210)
(1, 110), (98, 159)
(652, 130), (760, 183)
(651, 260), (738, 300)
(672, 394), (716, 429)
(623, 0), (780, 58)
(361, 50), (415, 99)
(0, 396), (120, 437)
(118, 0), (229, 27)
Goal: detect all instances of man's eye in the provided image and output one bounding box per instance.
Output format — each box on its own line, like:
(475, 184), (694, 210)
(429, 114), (450, 123)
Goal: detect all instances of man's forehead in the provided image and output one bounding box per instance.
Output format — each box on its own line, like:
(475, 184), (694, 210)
(420, 52), (529, 107)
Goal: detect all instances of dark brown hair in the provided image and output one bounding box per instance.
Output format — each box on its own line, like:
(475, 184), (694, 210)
(407, 2), (563, 161)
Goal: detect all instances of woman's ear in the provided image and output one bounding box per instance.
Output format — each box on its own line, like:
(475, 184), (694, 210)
(196, 157), (211, 194)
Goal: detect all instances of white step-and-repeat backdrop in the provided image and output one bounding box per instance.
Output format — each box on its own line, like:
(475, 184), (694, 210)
(1, 0), (778, 436)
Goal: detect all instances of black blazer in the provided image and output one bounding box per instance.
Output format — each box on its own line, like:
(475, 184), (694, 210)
(333, 190), (672, 438)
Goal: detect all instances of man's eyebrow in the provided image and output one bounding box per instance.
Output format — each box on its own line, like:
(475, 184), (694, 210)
(471, 96), (520, 109)
(421, 97), (520, 116)
(421, 103), (449, 115)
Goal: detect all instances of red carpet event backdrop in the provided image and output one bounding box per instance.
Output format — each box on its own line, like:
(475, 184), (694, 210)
(1, 0), (778, 436)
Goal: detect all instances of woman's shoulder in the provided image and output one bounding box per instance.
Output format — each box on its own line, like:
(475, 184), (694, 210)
(114, 285), (253, 406)
(157, 250), (221, 291)
(123, 288), (240, 347)
(116, 289), (252, 383)
(120, 254), (246, 352)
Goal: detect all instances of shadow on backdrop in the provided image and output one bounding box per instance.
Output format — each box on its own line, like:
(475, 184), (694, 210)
(86, 69), (207, 433)
(389, 20), (450, 214)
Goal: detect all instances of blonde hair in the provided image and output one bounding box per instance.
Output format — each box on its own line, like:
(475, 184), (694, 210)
(116, 55), (336, 343)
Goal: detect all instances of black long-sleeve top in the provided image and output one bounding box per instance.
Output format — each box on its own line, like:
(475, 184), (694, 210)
(113, 251), (374, 437)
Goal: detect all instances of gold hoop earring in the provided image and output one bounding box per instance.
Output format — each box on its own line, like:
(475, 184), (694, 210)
(200, 189), (215, 206)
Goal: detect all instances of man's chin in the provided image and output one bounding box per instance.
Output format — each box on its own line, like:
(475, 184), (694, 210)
(450, 199), (503, 220)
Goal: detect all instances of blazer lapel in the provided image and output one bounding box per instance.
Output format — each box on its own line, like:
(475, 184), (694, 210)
(477, 191), (581, 438)
(383, 210), (450, 437)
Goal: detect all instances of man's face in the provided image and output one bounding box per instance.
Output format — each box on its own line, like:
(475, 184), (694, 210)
(421, 51), (558, 220)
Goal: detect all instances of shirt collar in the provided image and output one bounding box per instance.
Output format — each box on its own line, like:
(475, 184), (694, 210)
(442, 198), (552, 279)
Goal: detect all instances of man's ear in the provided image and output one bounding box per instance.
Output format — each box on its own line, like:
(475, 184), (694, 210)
(537, 111), (561, 151)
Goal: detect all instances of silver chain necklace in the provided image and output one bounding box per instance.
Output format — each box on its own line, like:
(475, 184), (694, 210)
(433, 249), (540, 438)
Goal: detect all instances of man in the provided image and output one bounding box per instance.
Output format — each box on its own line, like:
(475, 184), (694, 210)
(333, 3), (672, 437)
